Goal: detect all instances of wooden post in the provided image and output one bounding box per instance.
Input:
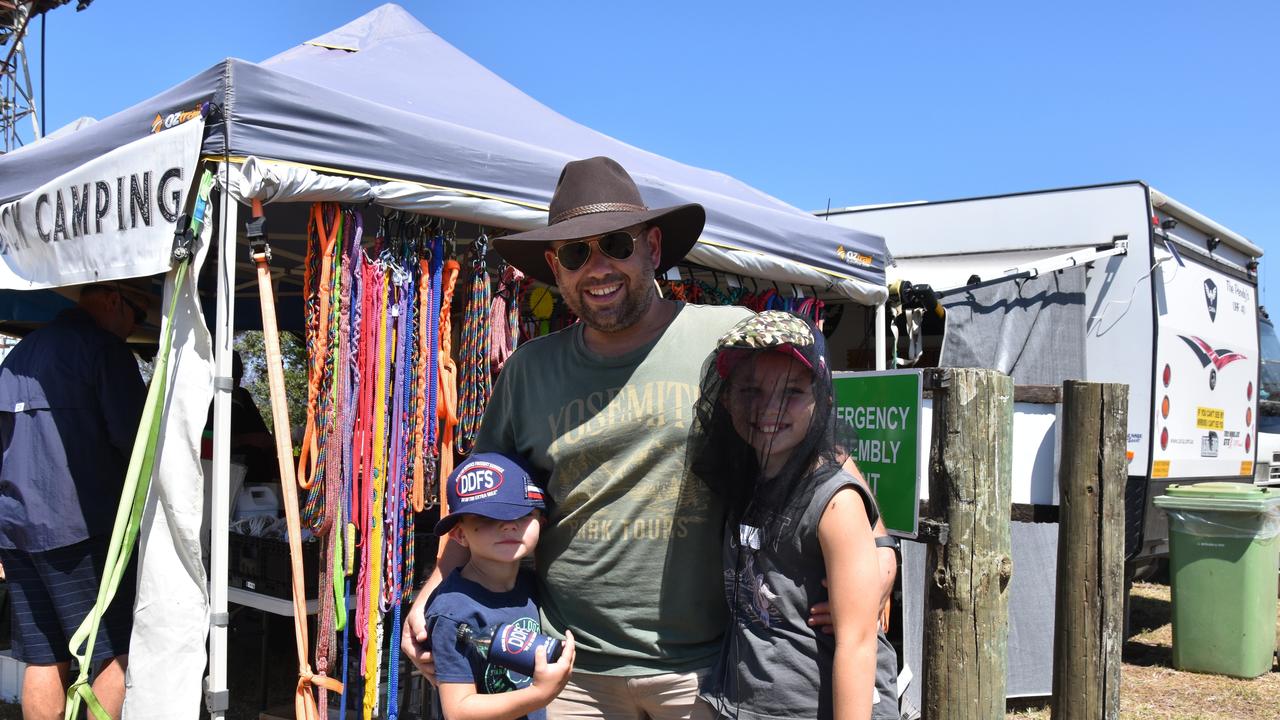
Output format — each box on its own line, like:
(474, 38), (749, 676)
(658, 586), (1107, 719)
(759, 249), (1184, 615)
(922, 368), (1014, 720)
(1051, 381), (1127, 720)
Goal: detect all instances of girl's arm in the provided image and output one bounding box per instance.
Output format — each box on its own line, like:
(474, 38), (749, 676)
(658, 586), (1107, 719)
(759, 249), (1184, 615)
(818, 487), (881, 720)
(809, 460), (897, 635)
(841, 458), (897, 607)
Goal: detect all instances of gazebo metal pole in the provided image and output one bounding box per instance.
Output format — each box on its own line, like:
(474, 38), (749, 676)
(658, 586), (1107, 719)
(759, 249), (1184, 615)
(206, 168), (238, 719)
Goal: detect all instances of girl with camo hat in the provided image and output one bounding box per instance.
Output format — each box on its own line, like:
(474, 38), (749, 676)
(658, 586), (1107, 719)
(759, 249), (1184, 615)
(690, 310), (885, 720)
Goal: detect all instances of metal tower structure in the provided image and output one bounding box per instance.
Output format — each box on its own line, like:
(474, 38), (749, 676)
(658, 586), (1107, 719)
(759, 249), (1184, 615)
(1, 0), (80, 154)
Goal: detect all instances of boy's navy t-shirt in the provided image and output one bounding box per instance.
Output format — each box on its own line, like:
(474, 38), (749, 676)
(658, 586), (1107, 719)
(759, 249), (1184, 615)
(426, 566), (546, 720)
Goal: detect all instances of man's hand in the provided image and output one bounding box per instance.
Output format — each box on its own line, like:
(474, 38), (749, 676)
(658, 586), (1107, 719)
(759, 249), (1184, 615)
(401, 586), (437, 684)
(808, 579), (836, 635)
(810, 539), (898, 634)
(531, 630), (575, 703)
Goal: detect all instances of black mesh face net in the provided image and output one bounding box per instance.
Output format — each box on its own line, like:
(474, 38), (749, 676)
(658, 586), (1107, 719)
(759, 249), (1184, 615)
(688, 313), (837, 543)
(688, 312), (839, 716)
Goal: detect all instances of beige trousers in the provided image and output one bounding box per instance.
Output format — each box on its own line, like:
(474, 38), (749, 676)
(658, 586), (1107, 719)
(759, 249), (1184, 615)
(548, 669), (717, 720)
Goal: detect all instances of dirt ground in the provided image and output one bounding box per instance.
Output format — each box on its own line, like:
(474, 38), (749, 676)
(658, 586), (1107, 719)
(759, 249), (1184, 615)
(3, 580), (1275, 719)
(1007, 581), (1280, 720)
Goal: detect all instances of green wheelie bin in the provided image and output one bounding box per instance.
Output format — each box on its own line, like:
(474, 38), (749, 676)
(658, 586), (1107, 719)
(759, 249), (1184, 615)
(1153, 482), (1280, 678)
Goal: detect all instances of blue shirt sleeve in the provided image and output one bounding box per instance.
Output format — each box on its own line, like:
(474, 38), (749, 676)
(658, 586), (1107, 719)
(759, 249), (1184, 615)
(428, 614), (479, 686)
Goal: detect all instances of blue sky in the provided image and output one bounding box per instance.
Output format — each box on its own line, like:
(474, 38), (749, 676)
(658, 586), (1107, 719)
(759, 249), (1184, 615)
(15, 1), (1279, 300)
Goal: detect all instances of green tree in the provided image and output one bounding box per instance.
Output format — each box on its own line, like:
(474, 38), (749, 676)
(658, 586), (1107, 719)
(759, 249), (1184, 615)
(234, 330), (309, 439)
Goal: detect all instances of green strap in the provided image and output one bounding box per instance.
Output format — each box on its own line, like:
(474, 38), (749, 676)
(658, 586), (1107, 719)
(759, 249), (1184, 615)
(65, 263), (186, 720)
(64, 170), (214, 720)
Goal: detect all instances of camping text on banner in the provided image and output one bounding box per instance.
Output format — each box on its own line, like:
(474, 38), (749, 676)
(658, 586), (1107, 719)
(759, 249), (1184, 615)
(0, 116), (206, 289)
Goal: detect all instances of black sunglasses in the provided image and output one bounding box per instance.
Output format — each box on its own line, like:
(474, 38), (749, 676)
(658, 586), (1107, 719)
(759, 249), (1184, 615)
(554, 230), (639, 272)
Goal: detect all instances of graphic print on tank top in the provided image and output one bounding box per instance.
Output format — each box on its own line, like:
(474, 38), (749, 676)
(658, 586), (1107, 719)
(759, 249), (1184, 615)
(726, 509), (795, 629)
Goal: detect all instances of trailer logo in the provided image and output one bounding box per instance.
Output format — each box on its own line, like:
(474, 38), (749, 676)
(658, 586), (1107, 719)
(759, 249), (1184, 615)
(1178, 334), (1246, 390)
(1203, 279), (1218, 321)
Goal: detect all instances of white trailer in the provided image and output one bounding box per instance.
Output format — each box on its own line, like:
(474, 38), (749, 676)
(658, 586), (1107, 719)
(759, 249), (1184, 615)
(820, 182), (1263, 703)
(824, 181), (1262, 562)
(1253, 313), (1280, 486)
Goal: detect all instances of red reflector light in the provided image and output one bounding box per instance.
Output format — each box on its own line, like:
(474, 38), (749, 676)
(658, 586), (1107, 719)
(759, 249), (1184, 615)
(1163, 364), (1171, 387)
(1161, 427), (1169, 450)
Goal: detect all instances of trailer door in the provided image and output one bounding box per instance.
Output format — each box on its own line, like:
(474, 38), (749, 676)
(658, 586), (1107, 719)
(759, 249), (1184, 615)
(1151, 254), (1259, 479)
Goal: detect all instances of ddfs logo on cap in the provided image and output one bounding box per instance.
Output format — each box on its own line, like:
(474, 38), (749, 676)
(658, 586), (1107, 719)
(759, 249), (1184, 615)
(454, 459), (505, 500)
(435, 452), (547, 536)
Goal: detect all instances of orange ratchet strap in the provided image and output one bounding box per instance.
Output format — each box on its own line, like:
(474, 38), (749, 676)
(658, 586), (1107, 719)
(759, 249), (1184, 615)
(247, 199), (344, 719)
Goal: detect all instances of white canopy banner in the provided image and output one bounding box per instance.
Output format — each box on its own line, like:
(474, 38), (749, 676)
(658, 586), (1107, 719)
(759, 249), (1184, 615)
(123, 216), (213, 720)
(0, 117), (205, 290)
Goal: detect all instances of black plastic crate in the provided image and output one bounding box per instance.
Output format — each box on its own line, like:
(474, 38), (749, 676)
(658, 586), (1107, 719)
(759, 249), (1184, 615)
(229, 532), (320, 600)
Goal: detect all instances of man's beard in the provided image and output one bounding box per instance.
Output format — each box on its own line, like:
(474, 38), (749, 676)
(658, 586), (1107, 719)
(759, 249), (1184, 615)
(559, 255), (657, 333)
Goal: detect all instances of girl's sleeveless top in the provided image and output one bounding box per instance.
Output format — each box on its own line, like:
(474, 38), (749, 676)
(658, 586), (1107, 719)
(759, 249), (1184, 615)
(701, 469), (890, 720)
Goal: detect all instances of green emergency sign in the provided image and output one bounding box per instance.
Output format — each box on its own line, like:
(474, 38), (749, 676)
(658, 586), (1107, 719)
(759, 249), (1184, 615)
(832, 370), (922, 537)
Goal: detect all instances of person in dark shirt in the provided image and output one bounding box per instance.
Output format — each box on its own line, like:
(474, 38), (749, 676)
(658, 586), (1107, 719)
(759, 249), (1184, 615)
(0, 282), (147, 720)
(204, 350), (276, 481)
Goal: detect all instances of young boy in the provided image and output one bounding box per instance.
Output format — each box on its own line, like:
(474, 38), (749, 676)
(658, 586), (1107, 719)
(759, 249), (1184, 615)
(426, 453), (575, 720)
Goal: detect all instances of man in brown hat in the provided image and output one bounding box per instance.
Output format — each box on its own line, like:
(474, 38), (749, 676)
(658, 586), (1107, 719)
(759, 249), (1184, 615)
(403, 157), (751, 718)
(0, 281), (148, 720)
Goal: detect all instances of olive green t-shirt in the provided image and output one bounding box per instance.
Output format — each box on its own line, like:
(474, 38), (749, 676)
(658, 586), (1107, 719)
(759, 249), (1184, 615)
(474, 302), (752, 675)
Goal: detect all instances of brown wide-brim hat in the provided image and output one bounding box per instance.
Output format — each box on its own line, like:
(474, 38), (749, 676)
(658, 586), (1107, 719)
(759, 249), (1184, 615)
(494, 156), (705, 286)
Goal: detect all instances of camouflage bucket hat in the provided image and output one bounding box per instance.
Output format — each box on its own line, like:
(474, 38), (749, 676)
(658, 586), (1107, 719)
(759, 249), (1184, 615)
(714, 310), (827, 378)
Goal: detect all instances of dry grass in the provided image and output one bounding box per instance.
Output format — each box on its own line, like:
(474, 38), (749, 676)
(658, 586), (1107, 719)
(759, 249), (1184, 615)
(1007, 581), (1280, 720)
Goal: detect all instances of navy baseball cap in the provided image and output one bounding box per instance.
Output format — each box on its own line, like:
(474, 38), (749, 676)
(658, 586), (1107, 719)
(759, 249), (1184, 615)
(434, 453), (547, 536)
